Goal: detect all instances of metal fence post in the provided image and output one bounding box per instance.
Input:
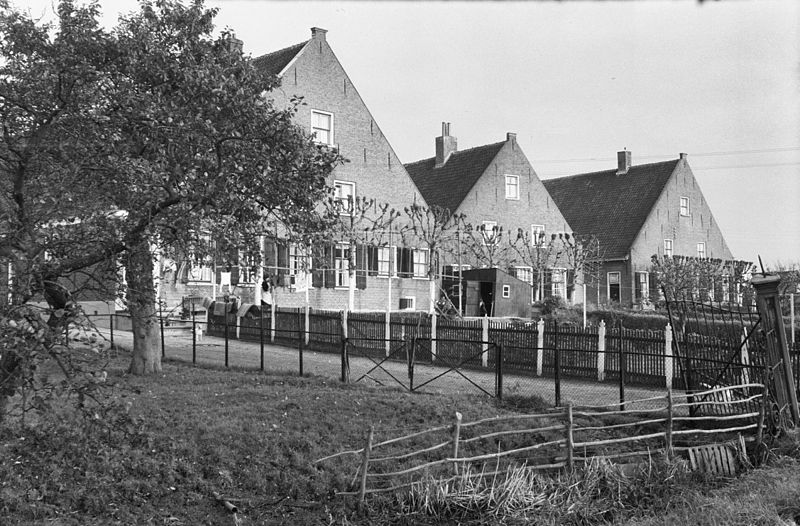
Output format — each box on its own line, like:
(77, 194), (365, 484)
(259, 307), (265, 372)
(554, 322), (561, 407)
(409, 336), (416, 390)
(298, 308), (304, 377)
(481, 316), (489, 368)
(192, 310), (196, 365)
(496, 343), (503, 400)
(159, 302), (165, 359)
(224, 312), (229, 368)
(619, 320), (625, 410)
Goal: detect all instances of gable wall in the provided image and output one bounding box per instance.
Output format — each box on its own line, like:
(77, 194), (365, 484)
(268, 38), (426, 212)
(455, 141), (572, 252)
(630, 158), (733, 274)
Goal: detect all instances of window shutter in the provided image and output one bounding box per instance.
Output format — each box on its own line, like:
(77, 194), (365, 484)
(263, 239), (277, 272)
(398, 248), (412, 278)
(355, 245), (367, 290)
(324, 244), (335, 288)
(566, 269), (575, 300)
(231, 265), (240, 286)
(367, 246), (378, 276)
(311, 246), (324, 288)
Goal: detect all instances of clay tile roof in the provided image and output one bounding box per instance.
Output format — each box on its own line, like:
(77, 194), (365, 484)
(404, 142), (506, 214)
(541, 159), (680, 259)
(252, 41), (308, 77)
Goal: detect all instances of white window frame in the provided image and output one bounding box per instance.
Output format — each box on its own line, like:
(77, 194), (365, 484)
(636, 271), (649, 301)
(502, 284), (511, 298)
(334, 243), (350, 289)
(311, 109), (334, 145)
(512, 266), (533, 284)
(680, 196), (690, 217)
(481, 220), (499, 246)
(505, 175), (520, 200)
(551, 268), (566, 298)
(333, 180), (355, 215)
(697, 242), (706, 259)
(377, 246), (394, 277)
(399, 296), (416, 311)
(664, 239), (673, 258)
(412, 248), (429, 278)
(237, 250), (257, 284)
(531, 224), (546, 246)
(607, 271), (621, 302)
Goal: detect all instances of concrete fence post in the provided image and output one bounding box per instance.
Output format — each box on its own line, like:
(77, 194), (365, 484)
(304, 305), (310, 346)
(665, 323), (674, 390)
(431, 313), (437, 362)
(597, 320), (606, 381)
(536, 318), (545, 376)
(270, 301), (276, 343)
(481, 316), (489, 368)
(385, 310), (391, 357)
(342, 308), (348, 340)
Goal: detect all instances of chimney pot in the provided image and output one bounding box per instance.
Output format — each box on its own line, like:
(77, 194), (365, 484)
(311, 27), (327, 41)
(616, 150), (632, 175)
(506, 132), (517, 142)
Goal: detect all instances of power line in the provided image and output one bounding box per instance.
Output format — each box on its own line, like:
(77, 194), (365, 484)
(535, 146), (800, 164)
(541, 160), (800, 177)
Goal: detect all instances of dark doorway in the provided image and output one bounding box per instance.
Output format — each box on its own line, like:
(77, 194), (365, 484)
(480, 281), (494, 316)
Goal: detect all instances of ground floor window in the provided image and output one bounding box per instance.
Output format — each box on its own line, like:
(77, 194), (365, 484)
(552, 268), (566, 298)
(635, 271), (649, 302)
(335, 244), (350, 288)
(607, 271), (621, 303)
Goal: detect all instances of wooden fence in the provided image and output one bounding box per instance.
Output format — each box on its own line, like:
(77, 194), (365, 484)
(315, 383), (767, 505)
(203, 304), (779, 390)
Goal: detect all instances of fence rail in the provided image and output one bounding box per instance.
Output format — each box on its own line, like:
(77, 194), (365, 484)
(315, 383), (767, 505)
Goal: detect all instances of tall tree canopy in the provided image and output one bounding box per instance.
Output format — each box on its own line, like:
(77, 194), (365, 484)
(0, 0), (341, 380)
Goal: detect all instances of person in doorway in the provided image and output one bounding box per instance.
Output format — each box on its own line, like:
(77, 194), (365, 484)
(260, 277), (273, 307)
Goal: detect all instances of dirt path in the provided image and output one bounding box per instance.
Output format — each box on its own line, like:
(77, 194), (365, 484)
(99, 327), (678, 410)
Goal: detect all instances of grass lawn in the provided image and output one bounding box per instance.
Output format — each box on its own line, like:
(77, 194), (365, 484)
(1, 349), (799, 525)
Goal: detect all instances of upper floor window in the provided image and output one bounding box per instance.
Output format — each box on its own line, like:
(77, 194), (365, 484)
(680, 196), (690, 217)
(481, 220), (499, 246)
(312, 110), (334, 145)
(505, 175), (520, 200)
(697, 242), (706, 259)
(531, 224), (545, 246)
(664, 239), (673, 257)
(333, 180), (355, 215)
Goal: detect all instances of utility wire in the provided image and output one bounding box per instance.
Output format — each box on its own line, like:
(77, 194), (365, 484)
(535, 146), (800, 164)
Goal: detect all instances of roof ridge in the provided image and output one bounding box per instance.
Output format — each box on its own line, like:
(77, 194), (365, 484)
(404, 140), (505, 167)
(252, 40), (309, 63)
(545, 158), (681, 182)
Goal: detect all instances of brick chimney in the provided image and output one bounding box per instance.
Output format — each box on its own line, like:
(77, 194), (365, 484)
(435, 122), (457, 168)
(227, 37), (243, 53)
(679, 152), (688, 160)
(311, 27), (327, 41)
(616, 150), (631, 175)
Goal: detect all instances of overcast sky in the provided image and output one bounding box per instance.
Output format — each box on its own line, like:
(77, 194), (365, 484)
(17, 0), (800, 267)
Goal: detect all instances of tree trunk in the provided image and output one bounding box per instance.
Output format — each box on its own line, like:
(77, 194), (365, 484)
(126, 239), (162, 375)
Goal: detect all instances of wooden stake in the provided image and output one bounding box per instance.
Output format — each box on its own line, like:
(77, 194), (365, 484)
(755, 382), (768, 454)
(357, 426), (374, 513)
(566, 403), (574, 471)
(666, 390), (674, 459)
(452, 411), (463, 475)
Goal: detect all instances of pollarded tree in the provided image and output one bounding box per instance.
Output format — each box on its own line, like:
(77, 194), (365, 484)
(401, 202), (464, 313)
(0, 0), (341, 379)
